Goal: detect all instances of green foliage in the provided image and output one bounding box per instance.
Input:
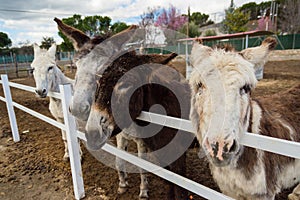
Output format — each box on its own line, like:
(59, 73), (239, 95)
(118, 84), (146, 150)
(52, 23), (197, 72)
(222, 8), (250, 33)
(240, 2), (258, 20)
(40, 37), (55, 49)
(179, 21), (201, 38)
(82, 15), (111, 36)
(110, 22), (129, 34)
(0, 32), (12, 48)
(204, 29), (217, 36)
(190, 12), (214, 27)
(58, 14), (112, 51)
(279, 0), (300, 33)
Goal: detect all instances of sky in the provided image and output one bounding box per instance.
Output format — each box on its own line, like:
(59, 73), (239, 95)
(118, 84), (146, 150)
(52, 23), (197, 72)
(0, 0), (266, 46)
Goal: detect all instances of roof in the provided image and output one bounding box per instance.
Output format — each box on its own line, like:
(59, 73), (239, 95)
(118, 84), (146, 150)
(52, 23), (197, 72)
(178, 30), (274, 42)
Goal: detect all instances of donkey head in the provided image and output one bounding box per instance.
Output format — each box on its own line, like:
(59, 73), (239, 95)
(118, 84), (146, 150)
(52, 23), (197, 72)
(189, 37), (277, 166)
(54, 17), (138, 121)
(84, 52), (179, 150)
(31, 43), (57, 98)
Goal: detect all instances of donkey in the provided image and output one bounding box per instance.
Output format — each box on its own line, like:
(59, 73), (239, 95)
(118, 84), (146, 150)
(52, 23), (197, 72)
(86, 50), (193, 200)
(189, 37), (300, 200)
(54, 17), (138, 122)
(54, 18), (194, 200)
(31, 43), (82, 161)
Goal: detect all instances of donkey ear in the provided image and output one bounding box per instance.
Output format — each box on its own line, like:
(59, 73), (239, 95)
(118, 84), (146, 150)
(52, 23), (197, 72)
(47, 43), (56, 59)
(33, 43), (41, 58)
(108, 24), (139, 48)
(190, 42), (213, 66)
(239, 37), (277, 67)
(54, 17), (90, 51)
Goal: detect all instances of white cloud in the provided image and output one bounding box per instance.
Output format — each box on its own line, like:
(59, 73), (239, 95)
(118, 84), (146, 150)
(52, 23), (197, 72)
(0, 0), (268, 46)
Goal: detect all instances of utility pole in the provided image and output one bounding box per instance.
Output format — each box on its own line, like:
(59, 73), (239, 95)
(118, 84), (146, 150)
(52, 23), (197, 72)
(187, 6), (190, 38)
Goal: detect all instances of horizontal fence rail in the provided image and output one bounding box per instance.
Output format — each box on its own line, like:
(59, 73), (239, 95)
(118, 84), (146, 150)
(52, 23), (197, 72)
(76, 131), (233, 199)
(0, 79), (61, 99)
(103, 142), (233, 200)
(0, 76), (232, 199)
(137, 111), (300, 159)
(0, 95), (65, 131)
(1, 74), (299, 200)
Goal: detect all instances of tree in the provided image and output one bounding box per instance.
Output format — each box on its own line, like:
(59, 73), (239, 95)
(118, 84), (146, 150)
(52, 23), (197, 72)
(189, 12), (214, 27)
(179, 21), (201, 37)
(279, 0), (300, 33)
(139, 7), (165, 46)
(228, 0), (235, 14)
(139, 7), (160, 28)
(0, 32), (12, 48)
(155, 5), (187, 30)
(153, 5), (188, 45)
(222, 8), (250, 33)
(204, 29), (217, 36)
(110, 22), (129, 34)
(58, 14), (112, 51)
(40, 37), (55, 49)
(240, 2), (258, 20)
(82, 15), (111, 37)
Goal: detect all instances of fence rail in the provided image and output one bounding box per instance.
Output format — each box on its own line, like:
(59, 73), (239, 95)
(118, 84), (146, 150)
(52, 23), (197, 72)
(1, 74), (299, 200)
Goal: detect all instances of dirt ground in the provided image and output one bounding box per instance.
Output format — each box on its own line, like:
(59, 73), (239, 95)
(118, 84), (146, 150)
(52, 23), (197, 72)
(0, 58), (299, 200)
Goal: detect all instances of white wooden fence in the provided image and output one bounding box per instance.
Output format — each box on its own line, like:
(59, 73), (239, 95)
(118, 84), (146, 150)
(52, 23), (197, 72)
(0, 74), (300, 200)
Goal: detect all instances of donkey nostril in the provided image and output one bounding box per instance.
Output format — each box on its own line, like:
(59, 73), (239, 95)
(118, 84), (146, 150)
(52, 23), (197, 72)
(42, 89), (47, 94)
(83, 104), (90, 113)
(211, 143), (219, 156)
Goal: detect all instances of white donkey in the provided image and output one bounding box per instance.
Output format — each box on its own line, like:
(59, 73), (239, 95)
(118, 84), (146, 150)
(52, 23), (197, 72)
(189, 37), (300, 200)
(31, 43), (82, 161)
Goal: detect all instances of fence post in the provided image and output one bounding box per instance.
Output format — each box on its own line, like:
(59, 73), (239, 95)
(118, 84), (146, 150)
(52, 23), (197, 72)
(59, 84), (85, 200)
(185, 41), (192, 80)
(1, 74), (20, 142)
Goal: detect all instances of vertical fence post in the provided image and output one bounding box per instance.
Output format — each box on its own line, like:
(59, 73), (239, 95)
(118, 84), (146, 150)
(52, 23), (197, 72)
(1, 74), (20, 142)
(245, 34), (249, 49)
(59, 84), (85, 200)
(185, 41), (192, 80)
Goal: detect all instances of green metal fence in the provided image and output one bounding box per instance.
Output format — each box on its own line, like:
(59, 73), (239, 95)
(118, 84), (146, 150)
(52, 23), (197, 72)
(175, 33), (300, 54)
(0, 34), (299, 65)
(0, 54), (34, 64)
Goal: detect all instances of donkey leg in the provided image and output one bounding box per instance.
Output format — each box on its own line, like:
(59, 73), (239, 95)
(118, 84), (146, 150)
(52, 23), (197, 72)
(136, 139), (149, 199)
(57, 118), (82, 162)
(61, 129), (69, 161)
(78, 139), (83, 162)
(116, 134), (129, 194)
(55, 118), (70, 161)
(168, 153), (187, 200)
(289, 184), (300, 200)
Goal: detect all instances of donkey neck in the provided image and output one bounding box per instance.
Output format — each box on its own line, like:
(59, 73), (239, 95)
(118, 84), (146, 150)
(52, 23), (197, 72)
(49, 66), (72, 93)
(238, 98), (296, 194)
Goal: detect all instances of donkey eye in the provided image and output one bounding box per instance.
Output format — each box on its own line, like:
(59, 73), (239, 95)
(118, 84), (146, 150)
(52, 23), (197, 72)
(48, 66), (54, 71)
(240, 84), (251, 95)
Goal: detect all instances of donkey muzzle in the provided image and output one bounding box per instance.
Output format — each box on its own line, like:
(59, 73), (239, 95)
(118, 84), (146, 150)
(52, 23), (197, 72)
(204, 137), (239, 167)
(35, 89), (47, 98)
(69, 101), (90, 121)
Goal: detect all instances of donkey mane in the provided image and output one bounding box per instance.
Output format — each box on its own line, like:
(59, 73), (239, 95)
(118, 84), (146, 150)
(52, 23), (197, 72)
(213, 43), (235, 52)
(94, 51), (178, 115)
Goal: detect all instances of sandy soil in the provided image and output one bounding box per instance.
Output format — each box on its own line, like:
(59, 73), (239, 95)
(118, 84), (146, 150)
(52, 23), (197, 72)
(0, 59), (299, 200)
